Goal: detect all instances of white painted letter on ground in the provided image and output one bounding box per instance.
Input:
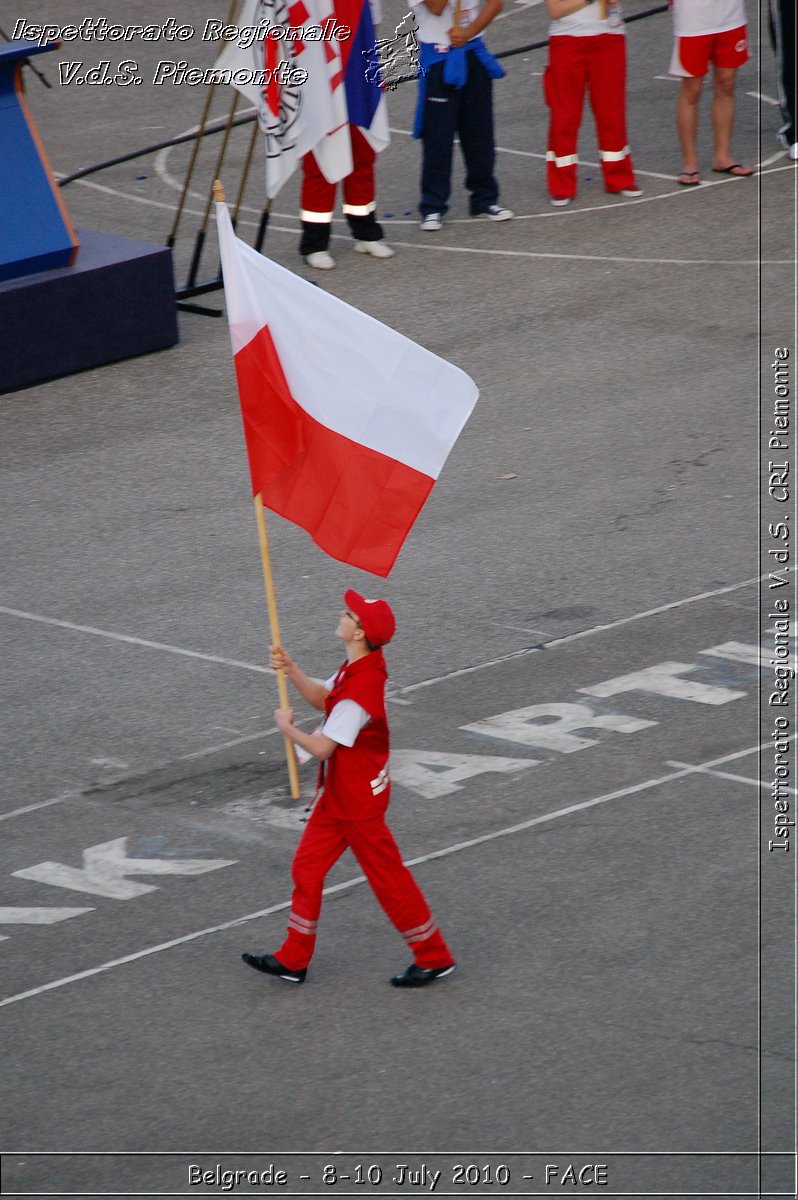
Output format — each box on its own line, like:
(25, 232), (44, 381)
(390, 750), (537, 799)
(13, 838), (236, 900)
(461, 703), (655, 754)
(579, 662), (746, 705)
(0, 906), (94, 942)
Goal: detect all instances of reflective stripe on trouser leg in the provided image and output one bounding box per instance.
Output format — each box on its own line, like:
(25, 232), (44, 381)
(342, 201), (376, 216)
(299, 148), (336, 255)
(345, 817), (454, 968)
(543, 37), (588, 199)
(588, 34), (637, 191)
(275, 806), (349, 970)
(343, 126), (383, 241)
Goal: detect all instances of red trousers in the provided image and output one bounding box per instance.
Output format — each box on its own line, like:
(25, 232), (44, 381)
(276, 802), (453, 971)
(300, 125), (377, 222)
(544, 34), (637, 198)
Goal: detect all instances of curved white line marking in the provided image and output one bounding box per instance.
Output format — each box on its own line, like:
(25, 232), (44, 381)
(73, 176), (787, 265)
(151, 119), (790, 224)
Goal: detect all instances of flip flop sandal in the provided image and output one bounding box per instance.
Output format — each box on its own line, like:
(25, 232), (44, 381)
(711, 164), (754, 176)
(677, 171), (700, 186)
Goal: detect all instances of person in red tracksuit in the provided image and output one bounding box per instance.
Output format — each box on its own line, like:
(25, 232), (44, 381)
(242, 589), (456, 988)
(298, 0), (394, 271)
(543, 0), (641, 206)
(299, 126), (395, 270)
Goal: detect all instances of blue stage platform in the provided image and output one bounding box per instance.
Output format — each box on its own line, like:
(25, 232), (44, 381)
(0, 228), (179, 395)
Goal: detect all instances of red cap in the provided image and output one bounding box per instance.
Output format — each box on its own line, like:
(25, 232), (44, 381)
(344, 589), (396, 647)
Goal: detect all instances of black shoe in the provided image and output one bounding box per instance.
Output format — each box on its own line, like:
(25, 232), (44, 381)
(390, 962), (456, 988)
(242, 953), (306, 984)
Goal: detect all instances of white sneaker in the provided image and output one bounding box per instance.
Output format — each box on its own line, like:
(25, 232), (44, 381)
(789, 143), (798, 161)
(549, 196), (572, 207)
(477, 204), (514, 221)
(304, 251), (335, 270)
(618, 187), (643, 197)
(420, 212), (443, 231)
(354, 240), (395, 258)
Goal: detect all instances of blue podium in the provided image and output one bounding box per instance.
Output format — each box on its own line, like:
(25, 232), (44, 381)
(0, 41), (79, 281)
(0, 41), (178, 394)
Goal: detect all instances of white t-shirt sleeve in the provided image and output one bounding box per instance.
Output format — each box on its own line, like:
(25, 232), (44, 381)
(322, 699), (371, 747)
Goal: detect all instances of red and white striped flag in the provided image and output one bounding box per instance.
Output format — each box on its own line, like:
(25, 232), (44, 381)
(216, 202), (478, 576)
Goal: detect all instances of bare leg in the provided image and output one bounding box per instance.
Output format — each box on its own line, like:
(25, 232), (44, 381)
(711, 66), (736, 167)
(676, 76), (704, 175)
(710, 66), (752, 172)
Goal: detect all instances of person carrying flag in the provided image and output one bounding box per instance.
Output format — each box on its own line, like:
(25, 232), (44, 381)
(242, 590), (457, 987)
(299, 0), (394, 268)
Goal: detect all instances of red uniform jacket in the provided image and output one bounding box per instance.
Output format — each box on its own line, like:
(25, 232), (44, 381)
(319, 650), (390, 819)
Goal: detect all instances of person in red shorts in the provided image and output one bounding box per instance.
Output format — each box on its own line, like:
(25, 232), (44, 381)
(242, 590), (456, 988)
(669, 0), (754, 185)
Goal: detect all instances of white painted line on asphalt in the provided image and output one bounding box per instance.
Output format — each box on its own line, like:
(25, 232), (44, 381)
(76, 166), (793, 259)
(545, 574), (791, 649)
(0, 605), (275, 676)
(374, 240), (782, 266)
(491, 622), (556, 637)
(457, 139), (682, 183)
(748, 91), (779, 105)
(177, 726), (281, 759)
(1, 574), (776, 708)
(0, 793), (80, 824)
(0, 738), (780, 1009)
(396, 572), (776, 696)
(0, 571), (780, 826)
(759, 148), (792, 167)
(667, 760), (798, 795)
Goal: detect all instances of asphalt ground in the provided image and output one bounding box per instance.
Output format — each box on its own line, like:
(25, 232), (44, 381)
(0, 0), (796, 1196)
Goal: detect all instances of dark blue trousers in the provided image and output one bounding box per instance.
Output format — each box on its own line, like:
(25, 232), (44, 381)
(769, 0), (796, 147)
(418, 55), (499, 217)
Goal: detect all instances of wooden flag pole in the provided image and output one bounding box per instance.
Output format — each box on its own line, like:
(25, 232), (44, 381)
(255, 494), (302, 800)
(215, 178), (300, 800)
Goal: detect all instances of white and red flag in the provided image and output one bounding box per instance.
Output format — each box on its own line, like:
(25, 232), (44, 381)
(216, 202), (478, 576)
(313, 0), (390, 181)
(214, 0), (351, 198)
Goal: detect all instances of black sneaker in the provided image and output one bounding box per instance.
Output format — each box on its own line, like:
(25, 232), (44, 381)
(242, 953), (306, 984)
(390, 962), (456, 988)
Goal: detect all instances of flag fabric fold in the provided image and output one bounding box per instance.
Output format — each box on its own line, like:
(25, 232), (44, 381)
(345, 0), (390, 159)
(216, 202), (478, 576)
(213, 0), (350, 198)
